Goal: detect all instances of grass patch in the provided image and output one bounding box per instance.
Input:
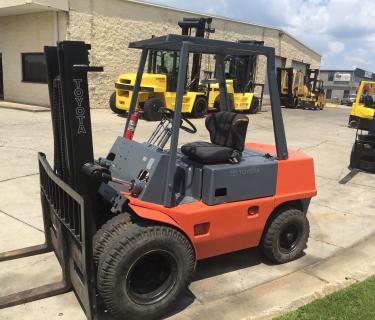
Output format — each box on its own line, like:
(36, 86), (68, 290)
(275, 276), (375, 320)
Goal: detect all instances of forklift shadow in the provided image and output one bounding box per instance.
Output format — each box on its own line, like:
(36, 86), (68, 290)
(193, 247), (264, 281)
(115, 113), (128, 118)
(165, 247), (279, 318)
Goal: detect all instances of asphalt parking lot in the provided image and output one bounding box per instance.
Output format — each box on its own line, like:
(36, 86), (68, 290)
(0, 105), (375, 320)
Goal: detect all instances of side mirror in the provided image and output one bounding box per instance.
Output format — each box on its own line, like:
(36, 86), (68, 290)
(363, 95), (375, 109)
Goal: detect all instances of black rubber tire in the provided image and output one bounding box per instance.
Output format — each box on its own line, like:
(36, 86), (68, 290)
(261, 208), (309, 264)
(293, 97), (299, 108)
(97, 223), (195, 320)
(109, 92), (127, 114)
(348, 120), (358, 128)
(143, 97), (164, 121)
(191, 96), (208, 118)
(93, 213), (132, 265)
(245, 97), (260, 114)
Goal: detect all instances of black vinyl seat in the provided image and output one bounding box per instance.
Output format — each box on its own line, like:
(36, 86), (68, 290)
(181, 111), (249, 164)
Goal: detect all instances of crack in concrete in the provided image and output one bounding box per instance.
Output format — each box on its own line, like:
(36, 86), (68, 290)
(312, 202), (375, 219)
(0, 121), (44, 129)
(0, 209), (44, 233)
(297, 140), (329, 152)
(0, 173), (39, 183)
(309, 236), (344, 249)
(0, 145), (41, 152)
(316, 174), (375, 190)
(302, 270), (331, 284)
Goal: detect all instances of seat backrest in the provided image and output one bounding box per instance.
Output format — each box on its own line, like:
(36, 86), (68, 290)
(205, 111), (249, 151)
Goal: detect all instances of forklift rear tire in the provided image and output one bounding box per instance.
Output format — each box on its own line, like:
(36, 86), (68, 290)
(93, 213), (132, 265)
(261, 208), (309, 264)
(191, 96), (208, 118)
(143, 97), (164, 121)
(97, 223), (195, 320)
(293, 97), (299, 108)
(109, 92), (127, 115)
(245, 97), (260, 114)
(348, 120), (358, 128)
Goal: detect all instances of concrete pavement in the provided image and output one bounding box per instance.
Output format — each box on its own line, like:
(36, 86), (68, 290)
(0, 106), (374, 320)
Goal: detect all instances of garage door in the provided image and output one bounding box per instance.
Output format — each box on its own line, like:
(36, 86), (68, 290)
(291, 60), (307, 74)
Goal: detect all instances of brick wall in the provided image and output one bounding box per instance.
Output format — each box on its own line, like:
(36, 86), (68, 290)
(67, 0), (321, 108)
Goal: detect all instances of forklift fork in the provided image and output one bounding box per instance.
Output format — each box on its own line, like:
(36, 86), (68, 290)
(0, 153), (88, 313)
(0, 248), (70, 309)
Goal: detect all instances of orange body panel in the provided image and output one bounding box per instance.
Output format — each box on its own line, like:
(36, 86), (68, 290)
(126, 143), (317, 261)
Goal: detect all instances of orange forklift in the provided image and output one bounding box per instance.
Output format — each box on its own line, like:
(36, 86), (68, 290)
(0, 36), (316, 319)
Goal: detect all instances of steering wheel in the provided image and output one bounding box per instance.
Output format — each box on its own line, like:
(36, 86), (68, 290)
(161, 108), (197, 134)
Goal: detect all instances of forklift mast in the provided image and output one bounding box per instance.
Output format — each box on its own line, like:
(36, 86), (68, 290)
(178, 17), (215, 91)
(277, 67), (294, 98)
(305, 68), (320, 93)
(0, 41), (103, 319)
(230, 40), (264, 92)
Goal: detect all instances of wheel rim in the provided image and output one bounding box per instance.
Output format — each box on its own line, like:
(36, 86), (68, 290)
(278, 223), (302, 254)
(152, 102), (161, 114)
(195, 99), (206, 115)
(125, 250), (177, 305)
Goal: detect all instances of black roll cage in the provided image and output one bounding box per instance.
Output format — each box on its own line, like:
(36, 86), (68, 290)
(124, 34), (289, 207)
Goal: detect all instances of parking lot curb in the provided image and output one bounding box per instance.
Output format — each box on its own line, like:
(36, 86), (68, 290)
(168, 232), (375, 320)
(0, 102), (50, 113)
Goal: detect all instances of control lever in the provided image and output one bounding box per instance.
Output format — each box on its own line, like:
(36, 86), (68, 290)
(83, 163), (145, 197)
(82, 163), (112, 183)
(82, 163), (130, 185)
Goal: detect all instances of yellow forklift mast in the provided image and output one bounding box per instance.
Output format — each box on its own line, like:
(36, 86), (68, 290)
(277, 67), (305, 108)
(111, 17), (215, 121)
(349, 81), (375, 129)
(206, 40), (265, 114)
(299, 68), (325, 110)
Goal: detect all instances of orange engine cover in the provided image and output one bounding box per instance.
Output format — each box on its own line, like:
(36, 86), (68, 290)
(126, 143), (316, 261)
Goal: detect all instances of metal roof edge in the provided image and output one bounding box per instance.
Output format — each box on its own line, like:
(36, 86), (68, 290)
(123, 0), (321, 57)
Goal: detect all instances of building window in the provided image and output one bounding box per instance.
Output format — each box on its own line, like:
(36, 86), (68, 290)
(343, 90), (350, 98)
(326, 89), (332, 99)
(21, 53), (47, 83)
(328, 72), (334, 81)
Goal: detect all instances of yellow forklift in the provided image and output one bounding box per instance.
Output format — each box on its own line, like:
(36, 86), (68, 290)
(111, 17), (214, 120)
(299, 68), (325, 110)
(206, 40), (265, 114)
(277, 67), (305, 108)
(277, 67), (325, 110)
(348, 81), (375, 129)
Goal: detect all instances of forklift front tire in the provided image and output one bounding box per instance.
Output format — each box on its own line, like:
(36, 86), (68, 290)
(143, 97), (164, 121)
(191, 96), (208, 118)
(246, 97), (260, 114)
(109, 92), (127, 115)
(261, 208), (309, 264)
(93, 212), (132, 265)
(97, 223), (195, 320)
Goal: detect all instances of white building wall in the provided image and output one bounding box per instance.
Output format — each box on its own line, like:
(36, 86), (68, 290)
(0, 0), (321, 107)
(67, 0), (321, 108)
(0, 11), (67, 106)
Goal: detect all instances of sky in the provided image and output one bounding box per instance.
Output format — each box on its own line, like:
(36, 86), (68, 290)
(146, 0), (375, 71)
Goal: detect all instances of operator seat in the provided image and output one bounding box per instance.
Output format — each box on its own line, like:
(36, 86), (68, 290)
(181, 111), (249, 164)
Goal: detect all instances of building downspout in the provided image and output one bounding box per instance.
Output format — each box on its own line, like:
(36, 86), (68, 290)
(54, 11), (60, 42)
